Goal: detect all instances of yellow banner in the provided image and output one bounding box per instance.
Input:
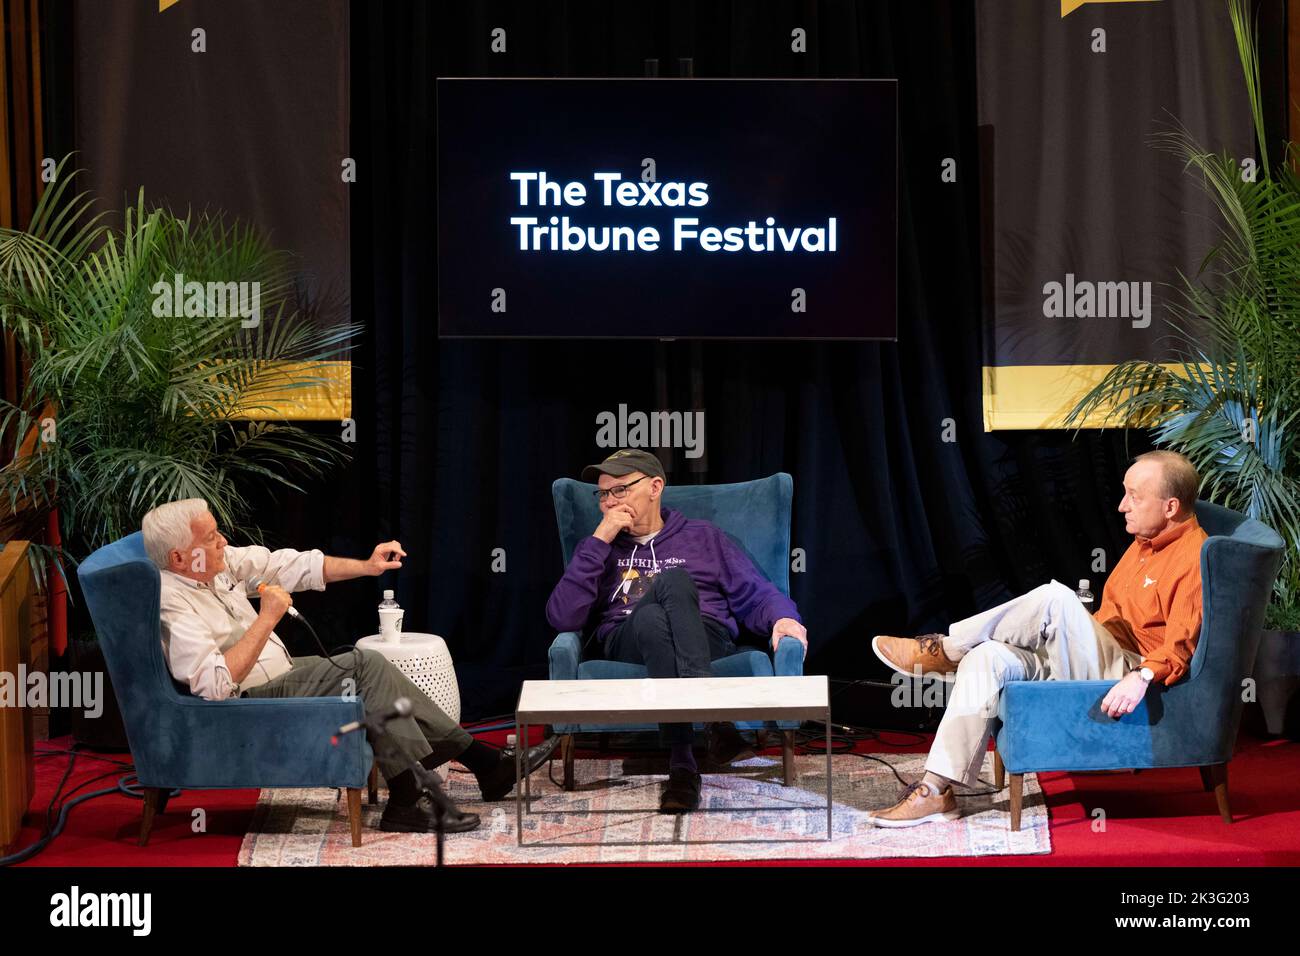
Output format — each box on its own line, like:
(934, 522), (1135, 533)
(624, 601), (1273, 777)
(1061, 0), (1162, 17)
(228, 360), (352, 421)
(981, 364), (1177, 431)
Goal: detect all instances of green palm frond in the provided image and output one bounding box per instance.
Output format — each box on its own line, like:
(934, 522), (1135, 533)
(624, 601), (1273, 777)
(1066, 0), (1300, 615)
(0, 156), (357, 592)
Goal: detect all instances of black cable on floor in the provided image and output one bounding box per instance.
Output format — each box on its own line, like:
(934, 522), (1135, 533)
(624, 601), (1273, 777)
(1, 743), (151, 867)
(794, 721), (1000, 797)
(36, 747), (134, 768)
(524, 724), (1002, 799)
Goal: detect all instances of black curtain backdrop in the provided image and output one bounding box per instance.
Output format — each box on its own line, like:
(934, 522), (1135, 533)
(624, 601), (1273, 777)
(26, 0), (1284, 741)
(239, 0), (1161, 721)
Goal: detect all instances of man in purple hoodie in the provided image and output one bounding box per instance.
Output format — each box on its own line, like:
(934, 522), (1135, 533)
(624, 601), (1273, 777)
(546, 449), (808, 813)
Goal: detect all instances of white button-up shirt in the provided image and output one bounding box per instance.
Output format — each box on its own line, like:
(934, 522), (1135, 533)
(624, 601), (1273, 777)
(158, 544), (326, 701)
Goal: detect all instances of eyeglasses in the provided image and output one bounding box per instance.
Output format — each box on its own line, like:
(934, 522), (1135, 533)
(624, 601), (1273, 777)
(593, 476), (649, 502)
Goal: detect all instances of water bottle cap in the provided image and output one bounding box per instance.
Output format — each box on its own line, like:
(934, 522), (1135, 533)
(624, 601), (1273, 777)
(383, 589), (394, 600)
(1078, 579), (1090, 590)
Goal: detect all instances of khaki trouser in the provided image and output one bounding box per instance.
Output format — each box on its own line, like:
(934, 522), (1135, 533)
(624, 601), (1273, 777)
(243, 650), (473, 782)
(924, 580), (1141, 787)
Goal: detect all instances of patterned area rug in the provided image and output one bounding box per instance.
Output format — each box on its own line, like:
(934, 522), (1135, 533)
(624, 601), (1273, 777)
(237, 752), (1051, 865)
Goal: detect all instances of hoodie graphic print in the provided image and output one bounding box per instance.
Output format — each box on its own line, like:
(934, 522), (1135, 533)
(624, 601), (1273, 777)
(545, 507), (800, 643)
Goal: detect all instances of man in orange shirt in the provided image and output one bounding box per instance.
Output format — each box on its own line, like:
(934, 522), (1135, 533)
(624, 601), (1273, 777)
(864, 450), (1207, 827)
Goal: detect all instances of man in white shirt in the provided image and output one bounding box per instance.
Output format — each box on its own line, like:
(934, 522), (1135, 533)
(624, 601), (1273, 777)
(142, 498), (555, 834)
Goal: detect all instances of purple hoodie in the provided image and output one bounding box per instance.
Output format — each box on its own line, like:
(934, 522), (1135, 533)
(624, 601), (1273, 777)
(545, 507), (800, 644)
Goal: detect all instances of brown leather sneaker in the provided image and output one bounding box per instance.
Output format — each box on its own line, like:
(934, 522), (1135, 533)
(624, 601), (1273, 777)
(872, 634), (959, 682)
(865, 780), (960, 828)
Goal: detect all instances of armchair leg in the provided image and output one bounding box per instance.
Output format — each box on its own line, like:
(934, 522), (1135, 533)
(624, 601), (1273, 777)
(1008, 773), (1024, 831)
(561, 734), (576, 792)
(346, 788), (363, 847)
(756, 730), (769, 751)
(138, 787), (168, 847)
(993, 750), (1005, 791)
(1202, 763), (1232, 823)
(368, 763), (379, 805)
(782, 730), (795, 787)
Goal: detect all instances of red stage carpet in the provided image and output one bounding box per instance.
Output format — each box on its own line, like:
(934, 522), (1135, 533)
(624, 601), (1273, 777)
(11, 728), (1300, 867)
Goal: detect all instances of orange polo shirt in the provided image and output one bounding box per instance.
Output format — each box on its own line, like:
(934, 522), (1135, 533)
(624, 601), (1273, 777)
(1093, 515), (1207, 685)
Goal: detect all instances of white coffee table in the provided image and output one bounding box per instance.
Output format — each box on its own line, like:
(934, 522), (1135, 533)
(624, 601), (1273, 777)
(514, 675), (832, 844)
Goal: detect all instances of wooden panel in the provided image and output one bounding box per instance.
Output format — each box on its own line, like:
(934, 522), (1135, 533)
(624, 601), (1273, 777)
(28, 586), (47, 740)
(0, 1), (53, 711)
(27, 0), (42, 174)
(0, 541), (34, 852)
(0, 0), (13, 228)
(7, 0), (32, 227)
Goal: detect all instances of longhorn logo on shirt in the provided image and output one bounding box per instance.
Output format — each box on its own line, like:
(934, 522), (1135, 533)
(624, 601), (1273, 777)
(615, 568), (658, 605)
(1143, 576), (1156, 588)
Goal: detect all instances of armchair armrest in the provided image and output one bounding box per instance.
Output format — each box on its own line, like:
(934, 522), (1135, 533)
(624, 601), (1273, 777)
(549, 631), (582, 681)
(999, 679), (1117, 724)
(773, 635), (805, 677)
(135, 694), (372, 790)
(997, 673), (1235, 772)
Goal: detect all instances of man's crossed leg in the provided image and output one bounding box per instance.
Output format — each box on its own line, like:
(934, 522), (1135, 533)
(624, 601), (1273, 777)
(245, 648), (556, 833)
(604, 567), (756, 813)
(868, 581), (1140, 827)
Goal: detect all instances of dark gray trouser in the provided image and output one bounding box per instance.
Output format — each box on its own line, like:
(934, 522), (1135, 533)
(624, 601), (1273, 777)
(604, 568), (737, 745)
(242, 650), (473, 783)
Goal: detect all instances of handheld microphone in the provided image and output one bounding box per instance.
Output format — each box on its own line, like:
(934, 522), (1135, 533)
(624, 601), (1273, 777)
(333, 697), (413, 741)
(247, 573), (361, 677)
(246, 576), (301, 618)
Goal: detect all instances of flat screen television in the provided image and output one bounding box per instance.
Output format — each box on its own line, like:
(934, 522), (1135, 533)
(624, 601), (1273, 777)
(437, 78), (897, 339)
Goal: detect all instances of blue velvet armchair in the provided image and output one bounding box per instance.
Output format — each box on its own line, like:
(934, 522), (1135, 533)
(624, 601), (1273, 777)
(77, 531), (375, 847)
(547, 473), (805, 790)
(993, 502), (1284, 829)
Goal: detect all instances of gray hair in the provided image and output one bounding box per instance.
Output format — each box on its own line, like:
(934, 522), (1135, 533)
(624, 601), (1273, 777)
(141, 498), (210, 570)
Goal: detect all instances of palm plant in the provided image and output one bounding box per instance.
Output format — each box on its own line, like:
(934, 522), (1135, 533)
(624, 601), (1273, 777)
(1065, 0), (1300, 623)
(0, 156), (358, 593)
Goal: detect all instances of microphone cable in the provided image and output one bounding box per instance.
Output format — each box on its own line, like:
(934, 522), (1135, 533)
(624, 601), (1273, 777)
(247, 577), (361, 676)
(292, 609), (363, 676)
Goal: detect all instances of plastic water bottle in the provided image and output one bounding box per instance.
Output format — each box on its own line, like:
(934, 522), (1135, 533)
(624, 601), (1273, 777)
(378, 590), (402, 641)
(1076, 579), (1094, 611)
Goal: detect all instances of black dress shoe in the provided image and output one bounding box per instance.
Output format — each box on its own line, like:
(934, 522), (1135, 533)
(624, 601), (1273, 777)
(477, 735), (560, 802)
(659, 766), (703, 814)
(705, 721), (755, 766)
(380, 792), (481, 833)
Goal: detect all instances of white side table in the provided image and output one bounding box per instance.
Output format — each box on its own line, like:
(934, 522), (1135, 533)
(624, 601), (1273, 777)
(356, 632), (462, 723)
(356, 632), (463, 784)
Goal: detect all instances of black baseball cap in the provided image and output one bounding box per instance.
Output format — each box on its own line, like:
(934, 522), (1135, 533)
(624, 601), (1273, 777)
(581, 448), (666, 483)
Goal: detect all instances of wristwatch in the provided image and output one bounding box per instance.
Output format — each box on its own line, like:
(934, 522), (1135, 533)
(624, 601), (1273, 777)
(1132, 666), (1155, 683)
